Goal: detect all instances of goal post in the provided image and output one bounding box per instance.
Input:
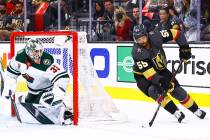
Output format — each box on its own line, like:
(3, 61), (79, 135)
(9, 31), (126, 125)
(10, 31), (79, 125)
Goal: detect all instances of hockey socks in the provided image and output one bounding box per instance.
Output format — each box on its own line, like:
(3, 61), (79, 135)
(159, 96), (178, 114)
(180, 95), (206, 119)
(180, 95), (197, 112)
(158, 96), (185, 123)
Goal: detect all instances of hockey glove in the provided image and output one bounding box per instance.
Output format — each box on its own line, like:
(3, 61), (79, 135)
(179, 45), (191, 62)
(159, 78), (174, 93)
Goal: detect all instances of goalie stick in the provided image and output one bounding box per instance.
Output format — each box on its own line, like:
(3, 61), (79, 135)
(142, 60), (184, 128)
(0, 60), (22, 123)
(9, 90), (22, 123)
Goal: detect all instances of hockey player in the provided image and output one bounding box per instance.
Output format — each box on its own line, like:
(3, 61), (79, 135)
(2, 38), (73, 125)
(132, 24), (206, 123)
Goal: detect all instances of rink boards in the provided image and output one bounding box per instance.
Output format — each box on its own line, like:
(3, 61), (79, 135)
(88, 42), (210, 107)
(0, 42), (210, 107)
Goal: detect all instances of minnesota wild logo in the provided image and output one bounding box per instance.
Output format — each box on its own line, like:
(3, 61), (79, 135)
(43, 59), (51, 65)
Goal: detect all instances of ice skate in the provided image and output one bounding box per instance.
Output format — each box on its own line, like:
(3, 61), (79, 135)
(194, 108), (206, 119)
(174, 110), (185, 123)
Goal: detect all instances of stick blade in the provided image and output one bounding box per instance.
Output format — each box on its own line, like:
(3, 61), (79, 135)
(141, 123), (150, 128)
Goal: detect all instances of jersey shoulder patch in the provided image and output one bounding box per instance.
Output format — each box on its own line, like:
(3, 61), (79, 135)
(41, 52), (54, 66)
(41, 52), (54, 70)
(15, 49), (27, 63)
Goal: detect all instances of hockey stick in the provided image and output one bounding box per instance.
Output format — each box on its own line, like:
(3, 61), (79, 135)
(9, 90), (22, 123)
(0, 61), (21, 123)
(147, 60), (184, 127)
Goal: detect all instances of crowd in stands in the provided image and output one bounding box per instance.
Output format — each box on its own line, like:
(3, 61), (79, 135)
(0, 0), (24, 40)
(91, 0), (201, 42)
(0, 0), (71, 41)
(0, 0), (210, 42)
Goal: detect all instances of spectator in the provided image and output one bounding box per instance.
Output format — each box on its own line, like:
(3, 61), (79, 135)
(177, 0), (198, 41)
(94, 1), (105, 20)
(113, 6), (132, 41)
(154, 6), (181, 32)
(102, 0), (114, 21)
(27, 0), (66, 31)
(49, 0), (69, 29)
(168, 5), (185, 32)
(11, 1), (24, 31)
(92, 0), (105, 40)
(131, 5), (153, 34)
(0, 3), (13, 41)
(5, 0), (16, 15)
(125, 0), (144, 19)
(201, 24), (210, 41)
(97, 0), (115, 41)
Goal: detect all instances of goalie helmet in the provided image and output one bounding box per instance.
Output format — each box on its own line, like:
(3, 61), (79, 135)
(25, 39), (43, 64)
(133, 24), (148, 41)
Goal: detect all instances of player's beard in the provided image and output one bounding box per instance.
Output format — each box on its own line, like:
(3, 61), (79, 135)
(138, 40), (148, 48)
(140, 38), (149, 49)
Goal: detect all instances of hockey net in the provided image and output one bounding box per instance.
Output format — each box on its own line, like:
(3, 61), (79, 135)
(10, 31), (126, 125)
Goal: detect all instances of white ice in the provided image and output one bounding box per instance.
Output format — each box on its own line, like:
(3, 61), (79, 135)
(0, 97), (210, 140)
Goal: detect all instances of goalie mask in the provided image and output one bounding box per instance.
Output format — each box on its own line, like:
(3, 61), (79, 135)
(25, 39), (43, 64)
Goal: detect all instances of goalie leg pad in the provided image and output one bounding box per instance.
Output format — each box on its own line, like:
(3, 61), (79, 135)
(39, 91), (54, 108)
(25, 93), (40, 103)
(25, 91), (55, 108)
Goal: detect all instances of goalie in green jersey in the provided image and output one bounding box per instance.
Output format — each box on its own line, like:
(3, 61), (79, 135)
(1, 39), (73, 125)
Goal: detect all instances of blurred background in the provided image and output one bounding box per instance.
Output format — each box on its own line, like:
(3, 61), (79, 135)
(0, 0), (209, 42)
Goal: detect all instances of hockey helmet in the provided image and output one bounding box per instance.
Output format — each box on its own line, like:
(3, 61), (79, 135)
(25, 38), (43, 64)
(133, 24), (148, 41)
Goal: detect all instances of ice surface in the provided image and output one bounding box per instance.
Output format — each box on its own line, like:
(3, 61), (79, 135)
(0, 97), (210, 140)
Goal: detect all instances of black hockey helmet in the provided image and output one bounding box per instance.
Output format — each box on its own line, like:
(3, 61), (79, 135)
(133, 24), (148, 41)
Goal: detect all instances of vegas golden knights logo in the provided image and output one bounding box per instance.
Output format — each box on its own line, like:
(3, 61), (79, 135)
(152, 52), (167, 70)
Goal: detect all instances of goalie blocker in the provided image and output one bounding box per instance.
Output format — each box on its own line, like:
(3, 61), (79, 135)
(1, 38), (73, 125)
